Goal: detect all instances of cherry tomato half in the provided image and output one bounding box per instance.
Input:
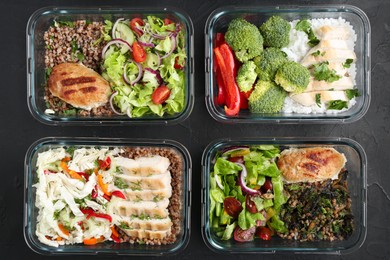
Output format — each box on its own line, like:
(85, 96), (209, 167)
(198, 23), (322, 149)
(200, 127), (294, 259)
(223, 197), (243, 219)
(227, 156), (244, 164)
(256, 226), (272, 241)
(174, 56), (185, 70)
(245, 195), (258, 214)
(130, 18), (144, 36)
(132, 41), (147, 63)
(233, 226), (256, 242)
(152, 85), (171, 105)
(261, 177), (273, 193)
(164, 18), (174, 25)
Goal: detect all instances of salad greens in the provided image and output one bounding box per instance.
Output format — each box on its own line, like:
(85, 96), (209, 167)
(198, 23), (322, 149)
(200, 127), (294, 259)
(101, 16), (187, 118)
(209, 145), (288, 241)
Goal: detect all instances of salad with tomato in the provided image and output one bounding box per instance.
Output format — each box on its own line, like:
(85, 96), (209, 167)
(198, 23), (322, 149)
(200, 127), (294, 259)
(101, 16), (187, 117)
(209, 145), (288, 242)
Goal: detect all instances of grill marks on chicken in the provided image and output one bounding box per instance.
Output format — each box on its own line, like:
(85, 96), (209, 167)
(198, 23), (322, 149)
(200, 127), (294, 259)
(277, 147), (347, 183)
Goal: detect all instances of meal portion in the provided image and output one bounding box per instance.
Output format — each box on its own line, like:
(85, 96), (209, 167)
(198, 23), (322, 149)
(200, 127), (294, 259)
(34, 146), (183, 247)
(44, 16), (187, 118)
(209, 145), (354, 242)
(214, 15), (359, 116)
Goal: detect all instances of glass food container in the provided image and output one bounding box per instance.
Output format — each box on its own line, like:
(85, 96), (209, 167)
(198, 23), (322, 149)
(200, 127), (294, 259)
(27, 7), (194, 125)
(201, 137), (367, 254)
(205, 5), (370, 123)
(24, 137), (192, 255)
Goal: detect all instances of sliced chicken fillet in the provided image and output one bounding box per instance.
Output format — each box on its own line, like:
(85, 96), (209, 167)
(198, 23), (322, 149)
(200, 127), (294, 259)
(121, 229), (171, 240)
(111, 217), (173, 231)
(114, 171), (171, 190)
(315, 25), (352, 40)
(114, 156), (170, 176)
(124, 188), (172, 201)
(305, 76), (354, 92)
(108, 198), (170, 218)
(290, 91), (348, 106)
(301, 48), (356, 67)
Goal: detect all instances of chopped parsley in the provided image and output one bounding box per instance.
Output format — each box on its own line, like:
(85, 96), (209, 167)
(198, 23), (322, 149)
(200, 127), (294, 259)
(119, 222), (131, 229)
(312, 61), (342, 83)
(311, 50), (325, 57)
(54, 21), (75, 27)
(114, 177), (129, 189)
(342, 58), (354, 68)
(345, 89), (360, 100)
(315, 93), (321, 107)
(295, 19), (320, 47)
(45, 67), (52, 80)
(327, 100), (348, 110)
(66, 146), (76, 157)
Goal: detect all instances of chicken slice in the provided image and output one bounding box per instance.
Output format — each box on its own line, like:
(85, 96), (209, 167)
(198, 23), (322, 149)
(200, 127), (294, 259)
(121, 229), (171, 240)
(305, 76), (354, 92)
(114, 156), (170, 176)
(124, 188), (172, 201)
(277, 147), (347, 183)
(112, 217), (173, 231)
(114, 171), (171, 190)
(301, 48), (356, 67)
(315, 25), (352, 40)
(107, 198), (170, 218)
(289, 90), (348, 107)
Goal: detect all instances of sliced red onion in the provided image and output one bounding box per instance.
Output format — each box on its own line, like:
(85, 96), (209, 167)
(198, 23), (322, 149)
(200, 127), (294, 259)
(156, 52), (162, 67)
(144, 68), (163, 85)
(138, 41), (155, 48)
(102, 39), (133, 59)
(168, 23), (182, 37)
(109, 91), (125, 115)
(112, 18), (125, 39)
(123, 59), (143, 86)
(160, 35), (177, 59)
(221, 145), (250, 156)
(236, 163), (260, 195)
(133, 23), (144, 37)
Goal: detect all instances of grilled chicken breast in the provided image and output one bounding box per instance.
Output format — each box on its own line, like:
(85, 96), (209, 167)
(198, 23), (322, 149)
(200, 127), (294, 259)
(289, 90), (348, 107)
(305, 76), (354, 92)
(315, 25), (352, 40)
(48, 62), (111, 110)
(300, 48), (356, 67)
(114, 155), (171, 176)
(277, 147), (347, 183)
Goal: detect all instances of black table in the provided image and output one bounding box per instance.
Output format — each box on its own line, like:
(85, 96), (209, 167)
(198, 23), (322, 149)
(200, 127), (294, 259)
(2, 0), (389, 259)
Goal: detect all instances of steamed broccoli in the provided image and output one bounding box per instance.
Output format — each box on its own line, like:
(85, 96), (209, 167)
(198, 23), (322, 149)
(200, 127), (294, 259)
(259, 16), (291, 48)
(253, 47), (288, 81)
(248, 80), (287, 113)
(236, 61), (257, 92)
(274, 61), (310, 93)
(225, 18), (264, 62)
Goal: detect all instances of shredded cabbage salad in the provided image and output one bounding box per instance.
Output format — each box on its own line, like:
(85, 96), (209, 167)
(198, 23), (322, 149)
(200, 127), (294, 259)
(101, 16), (187, 118)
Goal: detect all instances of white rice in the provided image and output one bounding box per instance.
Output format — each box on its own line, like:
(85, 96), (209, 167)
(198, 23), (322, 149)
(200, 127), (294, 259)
(280, 18), (357, 114)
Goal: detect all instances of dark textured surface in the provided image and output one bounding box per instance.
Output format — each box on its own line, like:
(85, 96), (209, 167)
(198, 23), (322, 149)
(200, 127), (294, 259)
(2, 0), (389, 259)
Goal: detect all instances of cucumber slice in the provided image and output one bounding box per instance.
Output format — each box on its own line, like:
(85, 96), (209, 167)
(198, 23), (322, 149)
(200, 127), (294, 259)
(145, 53), (160, 70)
(115, 23), (134, 46)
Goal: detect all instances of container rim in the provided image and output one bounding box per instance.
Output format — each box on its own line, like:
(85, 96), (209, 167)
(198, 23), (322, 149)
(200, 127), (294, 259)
(201, 137), (367, 254)
(24, 136), (192, 256)
(26, 6), (194, 126)
(204, 4), (371, 124)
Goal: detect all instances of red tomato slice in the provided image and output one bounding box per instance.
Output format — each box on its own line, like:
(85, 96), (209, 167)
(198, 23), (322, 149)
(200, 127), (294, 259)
(152, 85), (171, 104)
(256, 226), (272, 241)
(132, 41), (147, 63)
(164, 18), (174, 25)
(223, 197), (243, 218)
(174, 56), (185, 69)
(130, 18), (144, 36)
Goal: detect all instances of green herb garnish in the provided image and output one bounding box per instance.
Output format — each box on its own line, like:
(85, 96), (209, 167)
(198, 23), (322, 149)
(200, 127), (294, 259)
(343, 58), (354, 68)
(345, 89), (360, 100)
(295, 19), (320, 47)
(315, 93), (321, 107)
(61, 109), (77, 116)
(311, 50), (326, 57)
(327, 100), (348, 110)
(54, 21), (75, 27)
(312, 61), (342, 83)
(114, 177), (129, 189)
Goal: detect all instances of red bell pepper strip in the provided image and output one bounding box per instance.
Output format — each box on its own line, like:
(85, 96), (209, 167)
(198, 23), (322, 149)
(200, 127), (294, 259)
(214, 44), (241, 116)
(111, 190), (127, 200)
(239, 91), (249, 109)
(216, 67), (226, 106)
(81, 208), (112, 222)
(91, 185), (98, 199)
(98, 157), (111, 170)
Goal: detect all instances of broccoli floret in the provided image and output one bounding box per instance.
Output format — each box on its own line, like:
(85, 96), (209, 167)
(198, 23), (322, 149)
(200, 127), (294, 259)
(259, 16), (291, 48)
(253, 47), (288, 81)
(274, 61), (310, 93)
(236, 61), (257, 92)
(248, 80), (287, 113)
(225, 18), (264, 62)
